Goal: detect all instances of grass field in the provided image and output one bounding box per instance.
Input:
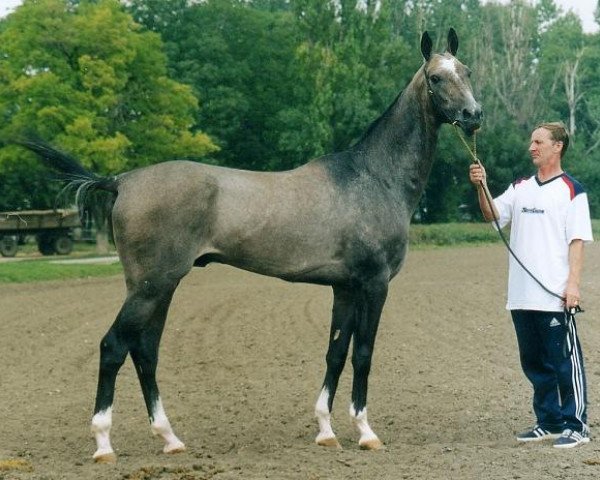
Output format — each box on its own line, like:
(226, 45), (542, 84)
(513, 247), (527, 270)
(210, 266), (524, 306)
(409, 221), (501, 246)
(0, 259), (123, 283)
(0, 240), (122, 284)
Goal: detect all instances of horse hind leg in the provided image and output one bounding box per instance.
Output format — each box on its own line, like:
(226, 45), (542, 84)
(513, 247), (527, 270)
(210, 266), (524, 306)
(315, 286), (354, 449)
(128, 284), (185, 454)
(91, 317), (130, 462)
(91, 277), (185, 462)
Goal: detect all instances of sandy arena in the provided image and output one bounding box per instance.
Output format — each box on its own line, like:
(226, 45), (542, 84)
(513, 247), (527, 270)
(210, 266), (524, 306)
(2, 243), (600, 479)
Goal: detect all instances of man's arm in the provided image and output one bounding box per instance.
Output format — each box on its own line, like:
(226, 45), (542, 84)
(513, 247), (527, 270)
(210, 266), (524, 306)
(565, 239), (584, 309)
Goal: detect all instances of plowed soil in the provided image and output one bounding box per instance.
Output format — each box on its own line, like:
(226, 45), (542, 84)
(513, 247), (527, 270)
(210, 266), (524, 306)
(2, 244), (600, 479)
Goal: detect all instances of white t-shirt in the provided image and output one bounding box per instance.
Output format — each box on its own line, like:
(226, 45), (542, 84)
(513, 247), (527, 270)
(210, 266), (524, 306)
(493, 172), (593, 311)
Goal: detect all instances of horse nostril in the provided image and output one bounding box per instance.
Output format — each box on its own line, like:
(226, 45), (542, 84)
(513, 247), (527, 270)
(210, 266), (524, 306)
(464, 106), (483, 122)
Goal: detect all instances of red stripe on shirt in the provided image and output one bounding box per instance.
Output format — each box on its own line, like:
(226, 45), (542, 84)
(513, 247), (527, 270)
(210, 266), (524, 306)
(561, 175), (576, 200)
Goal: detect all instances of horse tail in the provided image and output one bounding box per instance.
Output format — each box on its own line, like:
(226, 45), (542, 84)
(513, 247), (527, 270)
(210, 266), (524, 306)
(16, 139), (118, 224)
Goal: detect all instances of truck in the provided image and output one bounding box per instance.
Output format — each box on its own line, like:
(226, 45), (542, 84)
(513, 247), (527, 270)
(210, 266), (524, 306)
(0, 209), (81, 257)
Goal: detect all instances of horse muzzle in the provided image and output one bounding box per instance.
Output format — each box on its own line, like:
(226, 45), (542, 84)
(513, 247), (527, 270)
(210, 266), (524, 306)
(454, 104), (483, 136)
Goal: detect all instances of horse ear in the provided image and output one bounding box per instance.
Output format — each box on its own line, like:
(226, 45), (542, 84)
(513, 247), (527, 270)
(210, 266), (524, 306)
(421, 31), (432, 61)
(447, 27), (458, 56)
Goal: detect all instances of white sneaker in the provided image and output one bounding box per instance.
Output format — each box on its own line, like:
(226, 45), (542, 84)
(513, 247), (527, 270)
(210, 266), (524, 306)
(516, 425), (561, 442)
(553, 429), (590, 449)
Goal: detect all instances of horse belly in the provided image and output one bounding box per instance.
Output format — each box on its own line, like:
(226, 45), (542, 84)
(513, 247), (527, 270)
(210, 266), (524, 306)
(212, 224), (349, 284)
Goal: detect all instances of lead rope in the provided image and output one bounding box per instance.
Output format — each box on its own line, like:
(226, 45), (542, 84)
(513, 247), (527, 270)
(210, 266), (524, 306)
(452, 124), (580, 357)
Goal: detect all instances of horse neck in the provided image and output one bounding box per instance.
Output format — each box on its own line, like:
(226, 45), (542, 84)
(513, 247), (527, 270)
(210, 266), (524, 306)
(353, 67), (441, 210)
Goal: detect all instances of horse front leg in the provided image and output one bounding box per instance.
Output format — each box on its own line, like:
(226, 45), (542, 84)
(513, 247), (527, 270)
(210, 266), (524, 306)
(349, 280), (388, 450)
(315, 286), (355, 449)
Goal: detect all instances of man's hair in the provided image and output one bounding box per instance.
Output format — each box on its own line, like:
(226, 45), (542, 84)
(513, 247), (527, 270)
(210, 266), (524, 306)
(536, 122), (569, 158)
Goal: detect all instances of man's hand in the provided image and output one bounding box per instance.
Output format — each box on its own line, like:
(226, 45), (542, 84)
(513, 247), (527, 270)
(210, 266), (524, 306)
(470, 163), (499, 222)
(469, 163), (486, 186)
(565, 239), (584, 310)
(563, 285), (581, 310)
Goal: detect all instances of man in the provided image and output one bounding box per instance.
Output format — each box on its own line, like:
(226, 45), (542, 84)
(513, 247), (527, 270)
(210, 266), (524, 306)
(469, 122), (593, 448)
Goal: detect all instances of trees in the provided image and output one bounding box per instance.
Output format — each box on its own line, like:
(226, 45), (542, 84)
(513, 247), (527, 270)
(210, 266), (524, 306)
(0, 0), (217, 211)
(456, 0), (600, 220)
(287, 0), (413, 157)
(129, 0), (304, 170)
(1, 0), (600, 220)
(129, 0), (412, 171)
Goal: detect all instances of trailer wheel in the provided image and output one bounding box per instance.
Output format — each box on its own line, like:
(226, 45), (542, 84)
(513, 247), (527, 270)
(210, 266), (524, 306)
(0, 235), (18, 257)
(53, 235), (73, 255)
(37, 235), (56, 255)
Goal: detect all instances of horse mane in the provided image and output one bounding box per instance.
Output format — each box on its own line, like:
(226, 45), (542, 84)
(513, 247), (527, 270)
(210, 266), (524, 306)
(352, 90), (404, 148)
(352, 63), (427, 149)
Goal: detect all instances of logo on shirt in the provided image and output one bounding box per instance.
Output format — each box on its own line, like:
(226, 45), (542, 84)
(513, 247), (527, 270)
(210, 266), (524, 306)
(521, 207), (545, 214)
(549, 318), (561, 327)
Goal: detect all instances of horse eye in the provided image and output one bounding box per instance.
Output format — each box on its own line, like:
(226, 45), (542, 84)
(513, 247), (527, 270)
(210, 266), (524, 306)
(430, 75), (441, 84)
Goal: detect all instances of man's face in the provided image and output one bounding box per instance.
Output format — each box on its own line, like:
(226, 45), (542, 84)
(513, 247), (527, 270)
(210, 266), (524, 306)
(529, 128), (562, 168)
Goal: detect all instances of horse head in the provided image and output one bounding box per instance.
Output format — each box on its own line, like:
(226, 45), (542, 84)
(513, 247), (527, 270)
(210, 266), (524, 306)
(420, 28), (482, 136)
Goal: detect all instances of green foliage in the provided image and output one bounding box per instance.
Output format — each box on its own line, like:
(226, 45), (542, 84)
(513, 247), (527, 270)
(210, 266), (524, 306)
(0, 0), (217, 210)
(285, 0), (413, 157)
(421, 0), (600, 221)
(129, 0), (412, 170)
(129, 0), (302, 170)
(409, 219), (600, 247)
(2, 0), (600, 221)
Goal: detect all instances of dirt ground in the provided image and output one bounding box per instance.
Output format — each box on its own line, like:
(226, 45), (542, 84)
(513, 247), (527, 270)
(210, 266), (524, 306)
(2, 243), (600, 480)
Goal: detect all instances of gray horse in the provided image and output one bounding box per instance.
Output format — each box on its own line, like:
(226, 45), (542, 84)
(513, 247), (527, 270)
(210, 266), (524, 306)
(20, 28), (481, 462)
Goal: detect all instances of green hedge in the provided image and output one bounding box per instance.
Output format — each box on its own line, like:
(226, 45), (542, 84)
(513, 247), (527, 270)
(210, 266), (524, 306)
(409, 220), (600, 247)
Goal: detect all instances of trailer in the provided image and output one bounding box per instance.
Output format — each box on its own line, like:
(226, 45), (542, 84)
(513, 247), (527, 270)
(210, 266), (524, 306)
(0, 209), (81, 257)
